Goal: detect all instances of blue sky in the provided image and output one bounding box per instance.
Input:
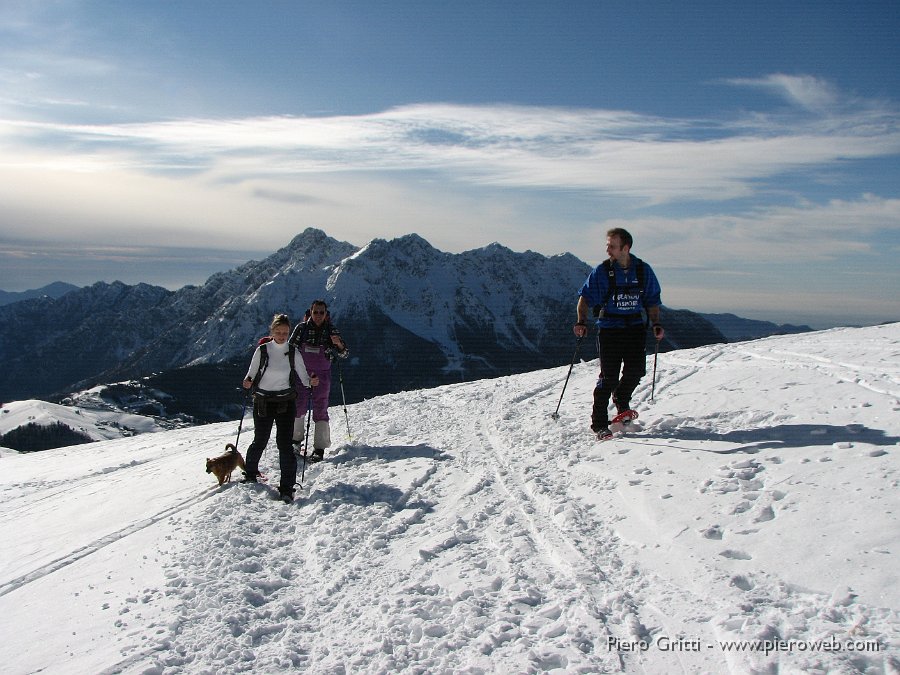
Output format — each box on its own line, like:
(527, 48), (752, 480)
(1, 0), (898, 328)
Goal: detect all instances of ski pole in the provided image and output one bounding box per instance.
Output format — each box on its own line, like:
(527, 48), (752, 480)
(300, 385), (313, 483)
(551, 336), (583, 419)
(651, 339), (659, 402)
(234, 389), (250, 450)
(337, 360), (351, 440)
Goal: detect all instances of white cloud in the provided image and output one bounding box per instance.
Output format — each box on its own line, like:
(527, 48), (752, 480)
(1, 79), (898, 327)
(725, 74), (841, 112)
(606, 194), (900, 267)
(3, 96), (899, 206)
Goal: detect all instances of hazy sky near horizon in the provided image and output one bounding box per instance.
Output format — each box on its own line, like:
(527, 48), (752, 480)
(1, 0), (898, 328)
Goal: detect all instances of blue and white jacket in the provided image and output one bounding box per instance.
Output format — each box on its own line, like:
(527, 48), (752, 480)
(578, 255), (662, 329)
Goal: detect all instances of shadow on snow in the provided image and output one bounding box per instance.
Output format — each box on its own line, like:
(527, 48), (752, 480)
(643, 423), (898, 455)
(306, 443), (447, 512)
(328, 443), (447, 465)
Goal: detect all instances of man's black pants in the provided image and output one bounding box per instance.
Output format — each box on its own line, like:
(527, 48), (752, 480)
(591, 325), (646, 430)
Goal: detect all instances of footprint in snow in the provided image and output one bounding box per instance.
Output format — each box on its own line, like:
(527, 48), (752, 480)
(700, 525), (724, 540)
(730, 575), (754, 591)
(753, 505), (775, 523)
(719, 549), (752, 560)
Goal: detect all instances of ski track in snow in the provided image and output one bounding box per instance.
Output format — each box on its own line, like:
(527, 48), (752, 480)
(743, 346), (900, 397)
(1, 325), (898, 674)
(141, 391), (631, 674)
(0, 487), (216, 599)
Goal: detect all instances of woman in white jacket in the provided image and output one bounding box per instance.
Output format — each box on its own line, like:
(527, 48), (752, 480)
(242, 313), (317, 502)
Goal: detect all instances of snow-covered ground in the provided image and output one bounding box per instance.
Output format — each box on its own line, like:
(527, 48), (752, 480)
(0, 397), (165, 443)
(1, 384), (194, 454)
(1, 323), (897, 674)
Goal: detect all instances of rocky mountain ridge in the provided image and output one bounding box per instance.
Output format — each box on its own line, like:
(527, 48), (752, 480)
(0, 228), (727, 419)
(699, 312), (813, 342)
(0, 281), (79, 306)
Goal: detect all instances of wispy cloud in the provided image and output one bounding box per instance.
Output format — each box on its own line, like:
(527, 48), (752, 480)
(616, 194), (900, 266)
(724, 74), (841, 112)
(1, 76), (898, 326)
(3, 92), (899, 206)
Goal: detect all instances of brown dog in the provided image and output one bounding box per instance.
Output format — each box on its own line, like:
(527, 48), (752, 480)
(206, 443), (246, 486)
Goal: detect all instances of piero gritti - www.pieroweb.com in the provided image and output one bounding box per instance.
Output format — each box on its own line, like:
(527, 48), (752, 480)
(607, 636), (885, 655)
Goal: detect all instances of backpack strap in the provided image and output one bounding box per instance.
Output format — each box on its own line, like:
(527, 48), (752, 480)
(252, 342), (270, 390)
(288, 321), (310, 349)
(595, 258), (646, 319)
(591, 260), (616, 316)
(253, 340), (300, 389)
(635, 259), (647, 327)
(603, 259), (616, 305)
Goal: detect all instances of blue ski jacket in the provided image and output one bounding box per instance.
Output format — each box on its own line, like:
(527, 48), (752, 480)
(579, 255), (662, 329)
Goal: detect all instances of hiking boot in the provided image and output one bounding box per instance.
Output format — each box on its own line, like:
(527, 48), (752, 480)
(241, 472), (258, 483)
(596, 427), (614, 441)
(309, 448), (325, 463)
(278, 487), (294, 503)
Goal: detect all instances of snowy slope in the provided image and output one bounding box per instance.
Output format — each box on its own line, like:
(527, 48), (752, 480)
(0, 324), (897, 674)
(0, 398), (165, 442)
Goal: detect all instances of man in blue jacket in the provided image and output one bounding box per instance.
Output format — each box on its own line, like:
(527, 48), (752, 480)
(574, 228), (665, 439)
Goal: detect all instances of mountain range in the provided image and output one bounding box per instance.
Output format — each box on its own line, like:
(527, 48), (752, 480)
(1, 229), (727, 421)
(698, 312), (812, 341)
(0, 281), (78, 306)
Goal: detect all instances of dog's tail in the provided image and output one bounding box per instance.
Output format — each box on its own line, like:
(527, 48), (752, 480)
(225, 443), (246, 469)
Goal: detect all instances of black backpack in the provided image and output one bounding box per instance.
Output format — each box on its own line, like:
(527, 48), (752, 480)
(251, 337), (299, 391)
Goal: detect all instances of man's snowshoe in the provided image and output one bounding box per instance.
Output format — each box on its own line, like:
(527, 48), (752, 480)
(596, 427), (614, 441)
(611, 410), (638, 424)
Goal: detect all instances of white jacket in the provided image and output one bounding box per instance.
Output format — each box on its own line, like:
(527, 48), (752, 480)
(246, 341), (311, 391)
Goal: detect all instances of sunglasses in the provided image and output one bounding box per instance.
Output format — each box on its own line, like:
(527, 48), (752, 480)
(311, 310), (326, 315)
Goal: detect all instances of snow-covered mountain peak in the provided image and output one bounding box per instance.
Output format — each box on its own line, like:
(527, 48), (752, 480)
(283, 227), (360, 269)
(318, 234), (589, 352)
(470, 240), (514, 256)
(353, 232), (445, 270)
